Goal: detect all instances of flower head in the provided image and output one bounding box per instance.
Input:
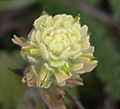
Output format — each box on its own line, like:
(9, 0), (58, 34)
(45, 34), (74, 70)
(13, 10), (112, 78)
(12, 13), (98, 88)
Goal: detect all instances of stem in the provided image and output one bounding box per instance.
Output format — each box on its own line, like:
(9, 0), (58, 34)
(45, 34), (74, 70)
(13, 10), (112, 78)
(65, 91), (86, 109)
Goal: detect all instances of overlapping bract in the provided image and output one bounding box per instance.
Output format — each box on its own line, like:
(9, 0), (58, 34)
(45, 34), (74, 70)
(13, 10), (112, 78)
(12, 14), (98, 88)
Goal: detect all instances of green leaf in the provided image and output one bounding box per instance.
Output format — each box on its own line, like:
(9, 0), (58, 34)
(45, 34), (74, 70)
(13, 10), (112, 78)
(0, 51), (25, 109)
(109, 0), (120, 18)
(43, 0), (78, 15)
(16, 89), (46, 109)
(0, 0), (37, 11)
(79, 72), (103, 101)
(82, 16), (120, 100)
(64, 87), (79, 109)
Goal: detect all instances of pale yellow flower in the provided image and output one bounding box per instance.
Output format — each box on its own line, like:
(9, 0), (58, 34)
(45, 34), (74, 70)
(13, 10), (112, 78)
(12, 13), (98, 88)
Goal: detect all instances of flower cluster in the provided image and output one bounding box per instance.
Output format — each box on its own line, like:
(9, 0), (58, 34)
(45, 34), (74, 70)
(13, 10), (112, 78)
(12, 13), (98, 88)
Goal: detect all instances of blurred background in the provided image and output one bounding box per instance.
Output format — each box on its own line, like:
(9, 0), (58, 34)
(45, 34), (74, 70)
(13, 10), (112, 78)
(0, 0), (120, 109)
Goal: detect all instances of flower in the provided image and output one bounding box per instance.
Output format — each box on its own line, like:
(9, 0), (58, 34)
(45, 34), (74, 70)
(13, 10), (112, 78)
(12, 13), (98, 88)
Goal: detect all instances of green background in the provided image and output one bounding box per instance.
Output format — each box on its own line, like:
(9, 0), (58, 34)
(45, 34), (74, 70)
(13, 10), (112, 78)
(0, 0), (120, 109)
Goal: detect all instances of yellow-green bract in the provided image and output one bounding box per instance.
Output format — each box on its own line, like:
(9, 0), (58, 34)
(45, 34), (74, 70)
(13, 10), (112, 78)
(12, 13), (98, 88)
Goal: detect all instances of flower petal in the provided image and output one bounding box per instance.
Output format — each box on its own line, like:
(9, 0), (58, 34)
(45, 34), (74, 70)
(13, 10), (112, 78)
(34, 15), (48, 30)
(70, 63), (84, 72)
(22, 65), (37, 87)
(37, 67), (51, 88)
(12, 35), (26, 46)
(55, 69), (71, 85)
(80, 60), (98, 73)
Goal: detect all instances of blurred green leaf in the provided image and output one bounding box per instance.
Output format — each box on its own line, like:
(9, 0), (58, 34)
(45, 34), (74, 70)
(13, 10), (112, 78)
(80, 72), (103, 98)
(0, 0), (37, 11)
(16, 88), (46, 109)
(0, 51), (25, 109)
(43, 0), (78, 15)
(16, 98), (27, 109)
(82, 16), (120, 100)
(109, 0), (120, 18)
(64, 87), (78, 97)
(64, 87), (79, 109)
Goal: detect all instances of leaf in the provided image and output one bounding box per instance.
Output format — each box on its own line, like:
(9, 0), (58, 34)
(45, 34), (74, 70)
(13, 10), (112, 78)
(0, 0), (37, 11)
(0, 51), (25, 109)
(81, 15), (120, 100)
(43, 0), (78, 15)
(64, 87), (79, 109)
(109, 0), (120, 18)
(16, 88), (46, 109)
